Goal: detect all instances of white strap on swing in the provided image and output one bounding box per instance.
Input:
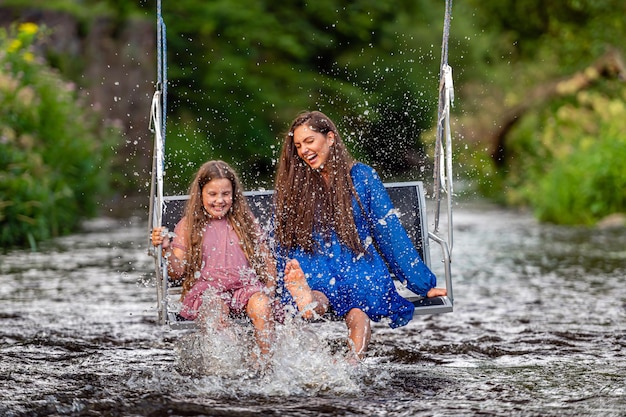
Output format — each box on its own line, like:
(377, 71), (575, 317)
(433, 0), (454, 250)
(149, 89), (168, 325)
(149, 90), (165, 230)
(439, 64), (454, 251)
(435, 64), (454, 251)
(438, 65), (454, 195)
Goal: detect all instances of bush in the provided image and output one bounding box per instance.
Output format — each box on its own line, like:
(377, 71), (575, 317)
(0, 23), (115, 250)
(505, 86), (626, 225)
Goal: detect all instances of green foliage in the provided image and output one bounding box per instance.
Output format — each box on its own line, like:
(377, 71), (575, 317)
(464, 0), (626, 71)
(7, 0), (623, 227)
(1, 0), (117, 19)
(158, 0), (452, 186)
(453, 0), (626, 224)
(504, 86), (626, 225)
(0, 23), (115, 249)
(1, 0), (474, 193)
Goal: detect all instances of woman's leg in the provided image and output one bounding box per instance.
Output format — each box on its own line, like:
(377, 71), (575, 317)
(345, 308), (371, 360)
(284, 259), (329, 319)
(246, 292), (274, 356)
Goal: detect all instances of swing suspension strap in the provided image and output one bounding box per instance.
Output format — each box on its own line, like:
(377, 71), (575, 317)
(433, 0), (454, 253)
(148, 0), (169, 324)
(148, 0), (167, 252)
(156, 0), (167, 142)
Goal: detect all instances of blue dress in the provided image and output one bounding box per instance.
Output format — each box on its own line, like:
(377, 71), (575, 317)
(277, 163), (436, 328)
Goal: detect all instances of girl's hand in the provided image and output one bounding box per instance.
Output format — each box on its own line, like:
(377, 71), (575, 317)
(151, 227), (170, 248)
(426, 287), (447, 298)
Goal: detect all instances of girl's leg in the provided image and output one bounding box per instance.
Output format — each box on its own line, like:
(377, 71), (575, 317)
(311, 290), (329, 317)
(246, 292), (274, 356)
(197, 296), (230, 331)
(345, 308), (371, 360)
(284, 259), (329, 319)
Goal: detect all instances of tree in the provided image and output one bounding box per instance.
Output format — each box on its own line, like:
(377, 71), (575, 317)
(0, 23), (115, 249)
(159, 0), (449, 189)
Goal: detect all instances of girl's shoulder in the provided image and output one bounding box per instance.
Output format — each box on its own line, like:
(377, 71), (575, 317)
(174, 216), (194, 236)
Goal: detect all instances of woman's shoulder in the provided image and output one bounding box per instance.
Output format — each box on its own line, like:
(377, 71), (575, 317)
(350, 162), (381, 183)
(351, 162), (375, 177)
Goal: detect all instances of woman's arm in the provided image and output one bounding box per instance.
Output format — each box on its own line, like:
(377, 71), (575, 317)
(354, 165), (439, 297)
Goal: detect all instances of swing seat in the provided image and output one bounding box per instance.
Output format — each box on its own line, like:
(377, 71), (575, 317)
(156, 181), (453, 328)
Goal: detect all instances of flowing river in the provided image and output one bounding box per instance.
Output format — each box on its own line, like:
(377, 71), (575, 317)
(1, 200), (624, 416)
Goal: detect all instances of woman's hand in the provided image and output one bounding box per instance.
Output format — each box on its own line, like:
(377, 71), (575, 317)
(426, 287), (447, 298)
(151, 227), (170, 248)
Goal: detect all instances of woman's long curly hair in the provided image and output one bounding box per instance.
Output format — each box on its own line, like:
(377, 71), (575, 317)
(274, 111), (365, 255)
(180, 160), (273, 298)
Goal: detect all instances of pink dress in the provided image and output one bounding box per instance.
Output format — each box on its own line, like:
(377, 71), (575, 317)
(171, 217), (265, 320)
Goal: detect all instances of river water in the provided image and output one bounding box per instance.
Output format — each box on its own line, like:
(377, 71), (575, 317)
(1, 201), (624, 416)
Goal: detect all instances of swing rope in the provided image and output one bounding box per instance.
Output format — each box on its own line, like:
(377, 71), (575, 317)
(148, 0), (167, 254)
(148, 0), (169, 324)
(433, 0), (454, 253)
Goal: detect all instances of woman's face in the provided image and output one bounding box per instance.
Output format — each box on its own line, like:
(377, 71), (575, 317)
(202, 178), (233, 218)
(292, 124), (335, 170)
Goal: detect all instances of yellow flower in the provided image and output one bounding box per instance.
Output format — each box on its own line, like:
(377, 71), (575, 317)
(22, 51), (35, 62)
(7, 39), (22, 53)
(18, 22), (38, 36)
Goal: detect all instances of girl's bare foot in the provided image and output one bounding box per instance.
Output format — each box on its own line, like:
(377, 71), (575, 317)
(345, 349), (362, 366)
(284, 259), (315, 319)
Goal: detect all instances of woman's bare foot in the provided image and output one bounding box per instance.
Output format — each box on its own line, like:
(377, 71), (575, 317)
(284, 259), (316, 319)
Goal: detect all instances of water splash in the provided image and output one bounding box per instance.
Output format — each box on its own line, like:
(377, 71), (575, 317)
(173, 313), (361, 397)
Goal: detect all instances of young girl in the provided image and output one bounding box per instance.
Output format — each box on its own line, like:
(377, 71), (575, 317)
(151, 160), (282, 358)
(274, 111), (447, 360)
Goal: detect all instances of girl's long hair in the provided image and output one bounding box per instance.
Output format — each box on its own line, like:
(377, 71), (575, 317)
(181, 160), (273, 298)
(274, 111), (365, 255)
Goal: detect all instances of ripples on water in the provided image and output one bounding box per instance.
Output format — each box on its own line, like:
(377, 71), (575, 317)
(1, 203), (625, 416)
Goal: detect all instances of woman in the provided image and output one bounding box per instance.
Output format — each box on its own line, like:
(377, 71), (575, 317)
(274, 111), (446, 360)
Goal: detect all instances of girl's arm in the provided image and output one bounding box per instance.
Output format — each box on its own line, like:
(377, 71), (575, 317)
(258, 236), (277, 295)
(252, 217), (278, 294)
(264, 255), (277, 295)
(151, 224), (187, 279)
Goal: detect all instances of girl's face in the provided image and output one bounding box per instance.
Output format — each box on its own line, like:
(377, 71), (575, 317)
(292, 124), (335, 170)
(202, 178), (233, 218)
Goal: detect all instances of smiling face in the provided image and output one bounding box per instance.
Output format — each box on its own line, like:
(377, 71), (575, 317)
(292, 124), (335, 170)
(201, 178), (233, 218)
